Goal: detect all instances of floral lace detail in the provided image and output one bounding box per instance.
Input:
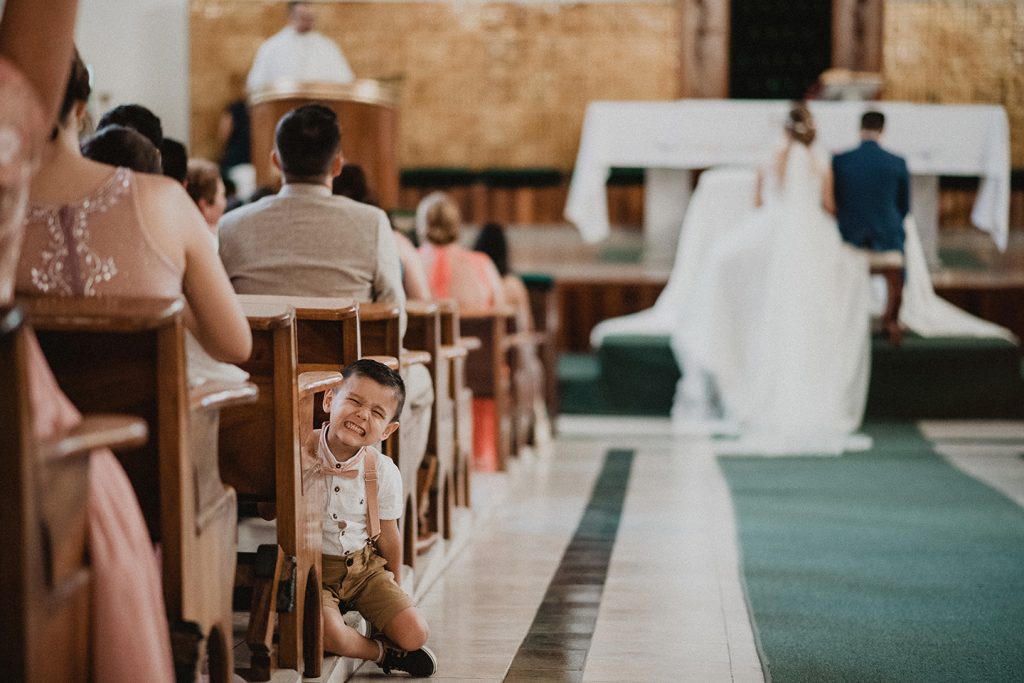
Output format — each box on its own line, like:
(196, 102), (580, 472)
(26, 168), (129, 295)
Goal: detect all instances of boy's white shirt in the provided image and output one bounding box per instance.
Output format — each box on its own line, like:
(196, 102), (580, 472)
(317, 429), (403, 556)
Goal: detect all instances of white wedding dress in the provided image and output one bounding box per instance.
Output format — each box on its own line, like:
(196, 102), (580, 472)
(670, 143), (872, 453)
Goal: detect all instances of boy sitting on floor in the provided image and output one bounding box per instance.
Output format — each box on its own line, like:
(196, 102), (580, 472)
(313, 359), (436, 676)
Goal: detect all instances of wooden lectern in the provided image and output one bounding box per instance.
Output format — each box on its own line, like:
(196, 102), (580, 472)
(248, 79), (400, 208)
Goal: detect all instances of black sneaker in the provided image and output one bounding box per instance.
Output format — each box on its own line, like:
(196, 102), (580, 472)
(375, 636), (437, 677)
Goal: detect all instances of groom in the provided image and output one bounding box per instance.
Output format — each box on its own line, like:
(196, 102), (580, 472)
(831, 110), (910, 252)
(831, 110), (911, 345)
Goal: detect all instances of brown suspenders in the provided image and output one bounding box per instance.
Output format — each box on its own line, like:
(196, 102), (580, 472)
(364, 450), (381, 544)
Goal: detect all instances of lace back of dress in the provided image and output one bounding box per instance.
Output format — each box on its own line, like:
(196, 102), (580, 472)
(19, 167), (182, 298)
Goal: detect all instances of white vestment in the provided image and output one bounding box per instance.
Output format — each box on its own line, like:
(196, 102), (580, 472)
(247, 26), (354, 92)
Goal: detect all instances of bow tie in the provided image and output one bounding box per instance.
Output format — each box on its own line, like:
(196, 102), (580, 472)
(318, 424), (364, 479)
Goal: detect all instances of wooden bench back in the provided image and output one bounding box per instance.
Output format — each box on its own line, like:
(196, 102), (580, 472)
(236, 294), (360, 373)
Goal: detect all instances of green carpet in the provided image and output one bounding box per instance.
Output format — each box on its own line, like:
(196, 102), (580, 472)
(719, 423), (1024, 682)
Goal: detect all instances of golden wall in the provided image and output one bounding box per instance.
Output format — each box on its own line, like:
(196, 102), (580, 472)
(884, 0), (1024, 166)
(189, 0), (681, 169)
(190, 0), (1023, 169)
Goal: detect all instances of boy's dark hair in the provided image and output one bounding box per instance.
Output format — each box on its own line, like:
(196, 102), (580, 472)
(861, 111), (885, 132)
(81, 125), (162, 174)
(98, 104), (164, 148)
(160, 138), (188, 183)
(341, 359), (406, 421)
(473, 222), (510, 276)
(274, 104), (341, 180)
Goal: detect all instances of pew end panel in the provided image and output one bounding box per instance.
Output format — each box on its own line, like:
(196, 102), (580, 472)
(224, 302), (332, 678)
(21, 295), (244, 683)
(406, 300), (455, 545)
(460, 308), (515, 471)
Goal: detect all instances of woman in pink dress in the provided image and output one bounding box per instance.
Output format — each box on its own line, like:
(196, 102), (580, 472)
(0, 2), (177, 681)
(416, 192), (508, 470)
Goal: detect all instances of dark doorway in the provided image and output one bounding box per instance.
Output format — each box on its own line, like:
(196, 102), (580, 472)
(729, 0), (832, 99)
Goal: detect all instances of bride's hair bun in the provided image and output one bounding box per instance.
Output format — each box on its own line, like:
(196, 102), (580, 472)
(785, 101), (816, 146)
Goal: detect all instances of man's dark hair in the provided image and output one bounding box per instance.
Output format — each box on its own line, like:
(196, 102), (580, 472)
(473, 222), (510, 276)
(287, 1), (309, 12)
(160, 138), (188, 183)
(81, 125), (162, 174)
(861, 111), (885, 132)
(274, 104), (341, 180)
(98, 104), (164, 148)
(341, 358), (406, 422)
(57, 49), (91, 130)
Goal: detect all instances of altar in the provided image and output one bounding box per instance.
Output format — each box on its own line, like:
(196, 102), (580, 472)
(565, 100), (1011, 262)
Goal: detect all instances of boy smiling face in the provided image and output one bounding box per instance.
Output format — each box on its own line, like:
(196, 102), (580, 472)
(323, 373), (401, 460)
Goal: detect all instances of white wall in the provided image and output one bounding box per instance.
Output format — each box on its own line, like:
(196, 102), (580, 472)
(76, 0), (190, 141)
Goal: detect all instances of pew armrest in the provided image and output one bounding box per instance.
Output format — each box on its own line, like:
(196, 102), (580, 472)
(459, 336), (482, 352)
(401, 349), (432, 368)
(41, 414), (149, 461)
(359, 302), (402, 321)
(190, 381), (260, 412)
(440, 344), (467, 361)
(298, 371), (345, 398)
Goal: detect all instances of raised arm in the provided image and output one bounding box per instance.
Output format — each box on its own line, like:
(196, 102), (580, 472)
(0, 0), (79, 122)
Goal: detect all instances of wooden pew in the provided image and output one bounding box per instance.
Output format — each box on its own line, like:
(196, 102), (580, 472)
(219, 301), (346, 679)
(460, 307), (516, 470)
(523, 274), (560, 424)
(357, 302), (432, 571)
(439, 304), (476, 507)
(22, 296), (255, 683)
(406, 301), (455, 544)
(0, 305), (149, 682)
(236, 294), (360, 373)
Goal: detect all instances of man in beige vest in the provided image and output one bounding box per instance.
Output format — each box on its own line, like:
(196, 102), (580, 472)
(218, 103), (432, 475)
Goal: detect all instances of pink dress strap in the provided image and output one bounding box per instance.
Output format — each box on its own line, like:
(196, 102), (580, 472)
(427, 244), (452, 299)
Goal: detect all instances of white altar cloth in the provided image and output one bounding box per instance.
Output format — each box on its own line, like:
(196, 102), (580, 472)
(565, 100), (1011, 250)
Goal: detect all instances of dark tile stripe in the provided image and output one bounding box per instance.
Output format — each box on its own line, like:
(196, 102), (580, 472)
(504, 449), (635, 682)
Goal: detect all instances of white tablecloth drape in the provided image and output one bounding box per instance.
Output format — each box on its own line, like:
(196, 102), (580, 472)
(566, 100), (1011, 250)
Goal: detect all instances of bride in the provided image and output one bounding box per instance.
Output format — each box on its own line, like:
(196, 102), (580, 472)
(672, 102), (872, 453)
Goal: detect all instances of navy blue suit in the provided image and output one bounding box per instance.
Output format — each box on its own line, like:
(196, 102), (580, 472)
(832, 140), (910, 252)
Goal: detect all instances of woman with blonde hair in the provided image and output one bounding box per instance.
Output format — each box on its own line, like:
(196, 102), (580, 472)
(416, 192), (507, 469)
(416, 191), (506, 310)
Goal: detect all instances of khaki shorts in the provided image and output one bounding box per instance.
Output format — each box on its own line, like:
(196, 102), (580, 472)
(321, 544), (414, 630)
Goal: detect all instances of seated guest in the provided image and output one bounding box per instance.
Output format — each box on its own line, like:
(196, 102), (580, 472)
(159, 137), (188, 185)
(97, 102), (162, 148)
(0, 3), (174, 678)
(80, 124), (162, 174)
(473, 221), (551, 441)
(329, 163), (430, 300)
(218, 103), (433, 481)
(416, 192), (506, 311)
(473, 222), (533, 332)
(416, 193), (507, 470)
(186, 158), (227, 235)
(332, 162), (376, 206)
(17, 50), (252, 369)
